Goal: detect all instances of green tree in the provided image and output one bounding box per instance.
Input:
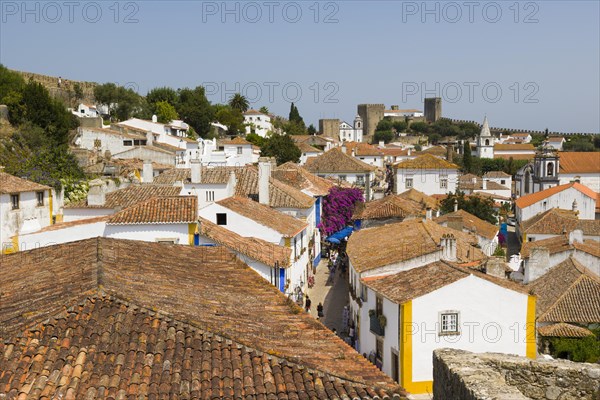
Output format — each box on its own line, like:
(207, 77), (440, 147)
(283, 120), (306, 135)
(530, 134), (545, 147)
(458, 122), (480, 139)
(376, 118), (393, 132)
(463, 141), (472, 173)
(549, 328), (600, 363)
(410, 121), (429, 133)
(246, 132), (265, 147)
(259, 106), (270, 115)
(178, 86), (214, 137)
(374, 130), (394, 144)
(392, 120), (407, 133)
(260, 133), (301, 165)
(147, 87), (179, 108)
(307, 124), (317, 135)
(93, 83), (142, 121)
(154, 101), (179, 123)
(288, 102), (305, 129)
(563, 135), (596, 152)
(215, 106), (245, 135)
(228, 93), (249, 112)
(440, 191), (498, 224)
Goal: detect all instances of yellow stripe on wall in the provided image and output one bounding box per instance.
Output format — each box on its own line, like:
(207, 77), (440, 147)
(400, 300), (432, 395)
(526, 295), (537, 359)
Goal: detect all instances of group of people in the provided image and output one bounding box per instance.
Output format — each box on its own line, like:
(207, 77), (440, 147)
(304, 295), (324, 318)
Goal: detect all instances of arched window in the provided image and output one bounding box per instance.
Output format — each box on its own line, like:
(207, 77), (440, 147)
(485, 139), (490, 146)
(525, 170), (531, 194)
(547, 162), (554, 176)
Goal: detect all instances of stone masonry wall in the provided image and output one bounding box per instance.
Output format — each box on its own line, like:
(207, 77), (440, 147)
(433, 348), (600, 400)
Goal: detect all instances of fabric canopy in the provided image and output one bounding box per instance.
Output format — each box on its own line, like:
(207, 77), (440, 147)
(326, 226), (354, 243)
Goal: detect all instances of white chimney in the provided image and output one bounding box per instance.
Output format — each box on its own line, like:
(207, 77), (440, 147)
(152, 115), (158, 123)
(142, 160), (153, 183)
(351, 149), (356, 157)
(426, 207), (433, 220)
(226, 171), (237, 198)
(87, 179), (106, 206)
(191, 159), (202, 184)
(408, 148), (412, 156)
(258, 157), (272, 205)
(341, 144), (347, 154)
(569, 229), (583, 245)
(482, 178), (488, 190)
(379, 141), (385, 148)
(472, 177), (477, 184)
(146, 131), (153, 146)
(572, 199), (578, 213)
(524, 247), (550, 283)
(440, 233), (457, 262)
(453, 198), (458, 212)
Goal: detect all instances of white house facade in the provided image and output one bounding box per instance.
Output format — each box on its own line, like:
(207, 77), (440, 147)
(243, 109), (272, 137)
(394, 154), (459, 196)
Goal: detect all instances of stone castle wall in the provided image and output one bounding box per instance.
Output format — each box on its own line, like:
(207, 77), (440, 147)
(12, 69), (97, 106)
(433, 348), (600, 400)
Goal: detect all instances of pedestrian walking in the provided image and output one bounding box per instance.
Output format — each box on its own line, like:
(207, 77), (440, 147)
(305, 295), (311, 312)
(317, 302), (324, 318)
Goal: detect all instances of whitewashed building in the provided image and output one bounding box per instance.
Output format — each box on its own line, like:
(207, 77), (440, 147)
(475, 117), (494, 159)
(394, 154), (459, 196)
(515, 182), (597, 223)
(74, 126), (148, 156)
(243, 109), (272, 137)
(72, 103), (99, 118)
(558, 152), (600, 193)
(339, 116), (363, 142)
(436, 209), (499, 256)
(1, 172), (53, 253)
(346, 219), (532, 392)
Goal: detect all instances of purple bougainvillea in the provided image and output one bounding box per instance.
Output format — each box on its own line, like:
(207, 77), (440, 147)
(318, 187), (364, 236)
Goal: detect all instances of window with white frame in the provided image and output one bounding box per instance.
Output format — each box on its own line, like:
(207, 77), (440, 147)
(356, 175), (365, 185)
(339, 175), (347, 181)
(440, 176), (448, 189)
(10, 194), (19, 210)
(237, 146), (242, 154)
(36, 191), (44, 207)
(439, 311), (459, 335)
(206, 191), (215, 202)
(405, 175), (413, 188)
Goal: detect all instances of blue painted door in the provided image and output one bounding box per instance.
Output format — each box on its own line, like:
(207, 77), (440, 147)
(279, 268), (285, 292)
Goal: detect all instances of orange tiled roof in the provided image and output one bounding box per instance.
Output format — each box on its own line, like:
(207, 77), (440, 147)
(296, 141), (322, 153)
(224, 136), (252, 145)
(352, 194), (424, 221)
(35, 215), (109, 232)
(397, 188), (439, 210)
(520, 235), (573, 258)
(199, 217), (291, 268)
(217, 196), (307, 237)
(483, 171), (511, 178)
(520, 208), (600, 236)
(515, 182), (597, 209)
(304, 147), (376, 173)
(559, 152), (600, 174)
(529, 257), (600, 324)
(573, 240), (600, 258)
(107, 196), (197, 225)
(273, 162), (334, 197)
(347, 219), (485, 273)
(66, 185), (182, 209)
(345, 141), (384, 157)
(538, 322), (594, 338)
(0, 238), (401, 397)
(0, 172), (51, 194)
(436, 209), (499, 240)
(393, 154), (459, 170)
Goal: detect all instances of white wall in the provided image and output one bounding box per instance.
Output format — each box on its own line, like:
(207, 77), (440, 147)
(357, 251), (441, 279)
(411, 276), (529, 382)
(517, 187), (596, 222)
(105, 223), (190, 244)
(396, 169), (459, 196)
(182, 183), (229, 210)
(573, 249), (600, 276)
(559, 173), (600, 193)
(1, 190), (52, 251)
(63, 208), (114, 222)
(76, 127), (136, 155)
(18, 221), (106, 251)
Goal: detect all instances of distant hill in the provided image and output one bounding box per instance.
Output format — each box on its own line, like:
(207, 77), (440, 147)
(11, 69), (97, 106)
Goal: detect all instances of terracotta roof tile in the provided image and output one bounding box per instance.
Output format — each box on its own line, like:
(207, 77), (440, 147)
(153, 166), (239, 185)
(363, 261), (528, 304)
(0, 238), (402, 396)
(296, 141), (322, 153)
(529, 257), (600, 323)
(107, 196), (197, 225)
(520, 235), (573, 258)
(218, 136), (252, 145)
(217, 196), (307, 237)
(494, 154), (534, 161)
(436, 209), (499, 240)
(393, 154), (459, 170)
(483, 171), (512, 178)
(416, 145), (447, 157)
(66, 185), (182, 209)
(305, 148), (376, 173)
(273, 162), (334, 197)
(559, 152), (600, 174)
(494, 143), (536, 151)
(0, 172), (51, 194)
(352, 195), (424, 221)
(347, 219), (485, 273)
(397, 188), (439, 210)
(199, 217), (291, 268)
(573, 240), (600, 258)
(538, 322), (594, 338)
(515, 182), (598, 209)
(36, 215), (109, 232)
(345, 141), (384, 157)
(521, 208), (600, 236)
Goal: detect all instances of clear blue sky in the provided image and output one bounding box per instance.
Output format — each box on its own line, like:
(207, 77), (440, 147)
(1, 1), (599, 133)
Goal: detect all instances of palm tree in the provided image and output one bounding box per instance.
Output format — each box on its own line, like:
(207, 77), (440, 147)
(259, 106), (269, 115)
(228, 93), (249, 113)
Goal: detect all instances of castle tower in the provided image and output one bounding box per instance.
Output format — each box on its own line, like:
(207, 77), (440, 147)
(424, 97), (442, 123)
(476, 116), (495, 159)
(532, 145), (560, 192)
(357, 104), (385, 142)
(319, 119), (340, 139)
